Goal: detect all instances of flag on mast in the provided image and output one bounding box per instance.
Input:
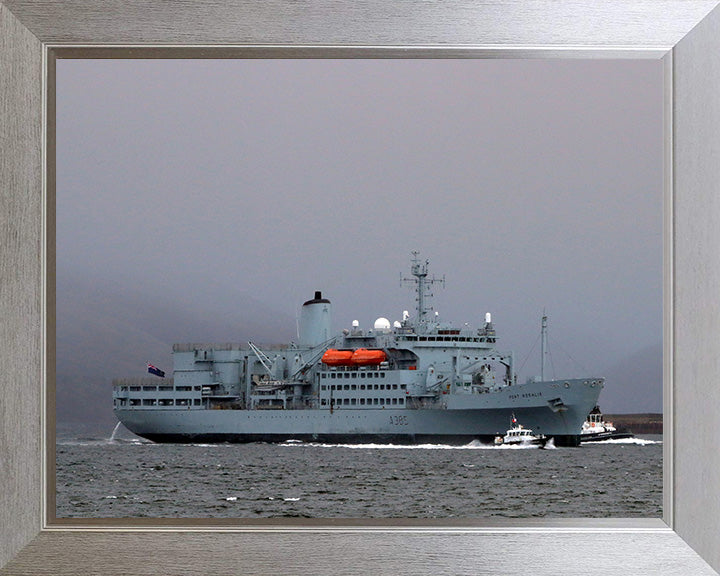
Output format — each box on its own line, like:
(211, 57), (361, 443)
(147, 363), (165, 378)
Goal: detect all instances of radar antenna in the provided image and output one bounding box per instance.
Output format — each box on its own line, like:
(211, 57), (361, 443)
(401, 251), (445, 328)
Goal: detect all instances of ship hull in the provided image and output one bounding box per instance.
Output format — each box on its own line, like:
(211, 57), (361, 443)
(114, 378), (600, 447)
(137, 433), (579, 446)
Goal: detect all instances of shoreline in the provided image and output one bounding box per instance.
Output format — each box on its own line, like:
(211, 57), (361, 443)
(604, 413), (663, 435)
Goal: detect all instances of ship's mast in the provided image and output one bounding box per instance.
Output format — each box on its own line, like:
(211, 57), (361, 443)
(401, 251), (445, 328)
(540, 312), (548, 382)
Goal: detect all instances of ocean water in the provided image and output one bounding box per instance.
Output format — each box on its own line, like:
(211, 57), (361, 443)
(55, 435), (662, 519)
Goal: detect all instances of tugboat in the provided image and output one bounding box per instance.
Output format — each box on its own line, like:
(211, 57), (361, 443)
(112, 252), (605, 446)
(579, 406), (634, 442)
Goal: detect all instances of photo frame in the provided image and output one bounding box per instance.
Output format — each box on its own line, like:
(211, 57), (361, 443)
(2, 1), (720, 574)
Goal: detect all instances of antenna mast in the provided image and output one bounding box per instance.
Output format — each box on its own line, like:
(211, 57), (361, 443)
(401, 251), (445, 327)
(540, 312), (548, 381)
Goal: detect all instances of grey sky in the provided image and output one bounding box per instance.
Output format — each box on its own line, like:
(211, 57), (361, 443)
(57, 58), (663, 412)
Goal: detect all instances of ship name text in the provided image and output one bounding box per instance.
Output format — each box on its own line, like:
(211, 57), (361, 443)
(508, 392), (543, 400)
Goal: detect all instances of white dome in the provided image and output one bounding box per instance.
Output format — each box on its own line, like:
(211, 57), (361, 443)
(374, 317), (391, 332)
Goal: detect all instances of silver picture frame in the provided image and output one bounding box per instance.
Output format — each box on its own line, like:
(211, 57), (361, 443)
(2, 1), (720, 574)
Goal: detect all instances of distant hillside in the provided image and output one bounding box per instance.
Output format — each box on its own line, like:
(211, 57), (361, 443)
(56, 273), (295, 434)
(605, 413), (663, 434)
(595, 343), (662, 414)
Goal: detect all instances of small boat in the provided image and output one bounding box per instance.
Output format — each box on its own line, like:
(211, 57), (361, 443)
(320, 349), (354, 366)
(498, 415), (547, 446)
(320, 348), (389, 366)
(579, 406), (634, 442)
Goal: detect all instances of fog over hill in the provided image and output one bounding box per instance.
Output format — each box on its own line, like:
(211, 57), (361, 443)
(56, 273), (295, 435)
(599, 343), (663, 414)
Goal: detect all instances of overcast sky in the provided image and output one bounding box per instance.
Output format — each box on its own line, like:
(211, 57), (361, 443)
(57, 58), (663, 407)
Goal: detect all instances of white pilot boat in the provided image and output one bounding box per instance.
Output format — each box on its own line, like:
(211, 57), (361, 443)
(495, 415), (547, 446)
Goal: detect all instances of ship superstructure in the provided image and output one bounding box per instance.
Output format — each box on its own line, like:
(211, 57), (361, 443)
(112, 252), (604, 446)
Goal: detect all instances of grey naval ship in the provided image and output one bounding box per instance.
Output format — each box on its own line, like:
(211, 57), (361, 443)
(112, 252), (604, 446)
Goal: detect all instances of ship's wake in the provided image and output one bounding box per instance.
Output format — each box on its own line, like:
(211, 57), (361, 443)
(584, 437), (662, 446)
(278, 440), (543, 450)
(56, 437), (152, 446)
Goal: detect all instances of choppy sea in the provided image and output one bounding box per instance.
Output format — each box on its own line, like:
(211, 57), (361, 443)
(56, 432), (662, 519)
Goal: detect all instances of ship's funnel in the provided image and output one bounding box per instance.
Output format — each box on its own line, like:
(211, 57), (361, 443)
(299, 291), (332, 347)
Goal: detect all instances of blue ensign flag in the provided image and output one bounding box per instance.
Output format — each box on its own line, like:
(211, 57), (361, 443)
(147, 363), (165, 378)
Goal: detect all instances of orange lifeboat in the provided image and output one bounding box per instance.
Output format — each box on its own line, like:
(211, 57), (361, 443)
(350, 348), (387, 366)
(321, 349), (354, 366)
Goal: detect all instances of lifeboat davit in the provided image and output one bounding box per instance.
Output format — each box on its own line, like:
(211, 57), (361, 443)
(350, 348), (387, 366)
(321, 349), (354, 366)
